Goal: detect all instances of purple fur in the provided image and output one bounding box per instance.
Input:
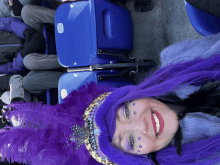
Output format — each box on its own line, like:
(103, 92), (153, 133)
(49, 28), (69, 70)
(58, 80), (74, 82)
(0, 82), (114, 165)
(96, 54), (220, 165)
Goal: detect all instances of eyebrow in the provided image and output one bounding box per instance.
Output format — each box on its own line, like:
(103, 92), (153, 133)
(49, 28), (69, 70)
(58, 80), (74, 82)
(116, 109), (121, 122)
(118, 134), (123, 151)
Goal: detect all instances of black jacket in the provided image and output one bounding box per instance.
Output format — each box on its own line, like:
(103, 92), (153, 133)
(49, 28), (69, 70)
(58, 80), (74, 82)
(186, 0), (220, 18)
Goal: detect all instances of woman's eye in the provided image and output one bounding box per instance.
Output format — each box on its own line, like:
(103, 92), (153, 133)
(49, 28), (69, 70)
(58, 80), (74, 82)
(123, 104), (129, 119)
(128, 134), (134, 150)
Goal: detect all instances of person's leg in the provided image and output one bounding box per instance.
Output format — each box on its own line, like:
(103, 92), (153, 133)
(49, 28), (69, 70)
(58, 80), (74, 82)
(0, 0), (13, 18)
(9, 75), (25, 101)
(23, 53), (62, 71)
(9, 75), (33, 102)
(21, 5), (55, 33)
(22, 71), (63, 95)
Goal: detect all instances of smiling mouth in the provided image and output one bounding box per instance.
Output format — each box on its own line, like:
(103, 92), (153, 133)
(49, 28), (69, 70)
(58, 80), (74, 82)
(152, 111), (160, 135)
(151, 109), (164, 137)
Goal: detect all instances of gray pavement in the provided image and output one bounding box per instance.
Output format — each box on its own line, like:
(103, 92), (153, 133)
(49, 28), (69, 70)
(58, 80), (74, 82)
(126, 0), (202, 84)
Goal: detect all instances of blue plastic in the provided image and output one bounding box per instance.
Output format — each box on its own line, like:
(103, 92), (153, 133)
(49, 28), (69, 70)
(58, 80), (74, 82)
(55, 0), (133, 68)
(43, 25), (58, 105)
(94, 0), (133, 52)
(185, 0), (220, 36)
(58, 70), (133, 103)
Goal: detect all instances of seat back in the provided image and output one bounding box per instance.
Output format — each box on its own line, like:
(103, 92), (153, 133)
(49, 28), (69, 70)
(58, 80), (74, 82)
(94, 0), (133, 53)
(185, 0), (220, 36)
(55, 0), (133, 68)
(58, 69), (133, 103)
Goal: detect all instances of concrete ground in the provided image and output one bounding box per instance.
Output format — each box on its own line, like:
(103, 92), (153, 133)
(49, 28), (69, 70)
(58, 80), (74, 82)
(125, 0), (202, 83)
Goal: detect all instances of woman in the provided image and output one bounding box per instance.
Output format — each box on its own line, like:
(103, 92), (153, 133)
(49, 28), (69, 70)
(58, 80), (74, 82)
(1, 33), (220, 165)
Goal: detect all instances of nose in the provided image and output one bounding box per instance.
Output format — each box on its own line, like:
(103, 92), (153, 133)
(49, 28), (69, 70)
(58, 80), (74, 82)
(130, 116), (148, 135)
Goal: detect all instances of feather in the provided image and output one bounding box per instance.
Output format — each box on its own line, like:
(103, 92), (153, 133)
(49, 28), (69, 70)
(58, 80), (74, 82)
(148, 152), (160, 165)
(174, 124), (183, 157)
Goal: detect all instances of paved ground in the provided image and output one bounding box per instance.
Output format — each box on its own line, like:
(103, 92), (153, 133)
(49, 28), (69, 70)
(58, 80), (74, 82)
(125, 0), (202, 83)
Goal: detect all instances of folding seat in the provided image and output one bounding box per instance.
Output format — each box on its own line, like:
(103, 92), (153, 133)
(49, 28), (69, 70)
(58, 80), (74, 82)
(185, 0), (220, 36)
(55, 0), (134, 68)
(59, 69), (134, 103)
(55, 1), (156, 103)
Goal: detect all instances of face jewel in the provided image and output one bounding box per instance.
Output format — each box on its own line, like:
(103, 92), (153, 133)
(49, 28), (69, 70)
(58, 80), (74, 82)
(133, 103), (135, 106)
(134, 111), (137, 115)
(138, 137), (141, 140)
(138, 150), (140, 152)
(139, 145), (142, 148)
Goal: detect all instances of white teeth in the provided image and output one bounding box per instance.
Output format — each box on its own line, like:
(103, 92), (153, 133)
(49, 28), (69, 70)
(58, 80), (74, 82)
(153, 113), (160, 134)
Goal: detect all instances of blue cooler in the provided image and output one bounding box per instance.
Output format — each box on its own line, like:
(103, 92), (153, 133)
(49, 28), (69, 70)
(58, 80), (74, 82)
(55, 0), (134, 68)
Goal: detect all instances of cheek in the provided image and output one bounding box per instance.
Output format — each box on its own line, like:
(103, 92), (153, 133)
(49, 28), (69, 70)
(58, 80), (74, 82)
(135, 136), (155, 155)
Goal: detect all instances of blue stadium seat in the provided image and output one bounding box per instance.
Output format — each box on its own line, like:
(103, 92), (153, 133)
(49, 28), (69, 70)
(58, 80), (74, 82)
(43, 24), (59, 105)
(185, 0), (220, 36)
(59, 69), (133, 103)
(58, 62), (155, 103)
(55, 0), (134, 68)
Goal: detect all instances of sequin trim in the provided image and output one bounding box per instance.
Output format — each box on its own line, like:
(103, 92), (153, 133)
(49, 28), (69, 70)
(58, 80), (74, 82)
(83, 92), (117, 165)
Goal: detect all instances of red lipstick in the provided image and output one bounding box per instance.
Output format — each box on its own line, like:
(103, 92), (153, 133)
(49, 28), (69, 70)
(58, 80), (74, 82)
(153, 110), (164, 136)
(151, 112), (157, 136)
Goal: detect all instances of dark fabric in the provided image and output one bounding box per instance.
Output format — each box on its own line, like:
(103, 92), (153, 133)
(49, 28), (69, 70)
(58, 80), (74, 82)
(0, 17), (30, 74)
(180, 81), (220, 118)
(186, 0), (220, 18)
(0, 17), (29, 39)
(0, 75), (11, 91)
(0, 99), (6, 111)
(21, 28), (46, 58)
(46, 0), (81, 10)
(0, 31), (24, 64)
(47, 0), (63, 10)
(209, 0), (220, 18)
(10, 97), (24, 103)
(0, 52), (27, 75)
(11, 0), (23, 16)
(0, 75), (11, 109)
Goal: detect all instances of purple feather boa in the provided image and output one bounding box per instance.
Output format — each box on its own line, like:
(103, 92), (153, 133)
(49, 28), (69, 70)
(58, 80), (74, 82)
(0, 82), (115, 165)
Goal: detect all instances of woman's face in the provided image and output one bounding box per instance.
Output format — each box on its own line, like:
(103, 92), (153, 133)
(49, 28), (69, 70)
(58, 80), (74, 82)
(112, 98), (179, 155)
